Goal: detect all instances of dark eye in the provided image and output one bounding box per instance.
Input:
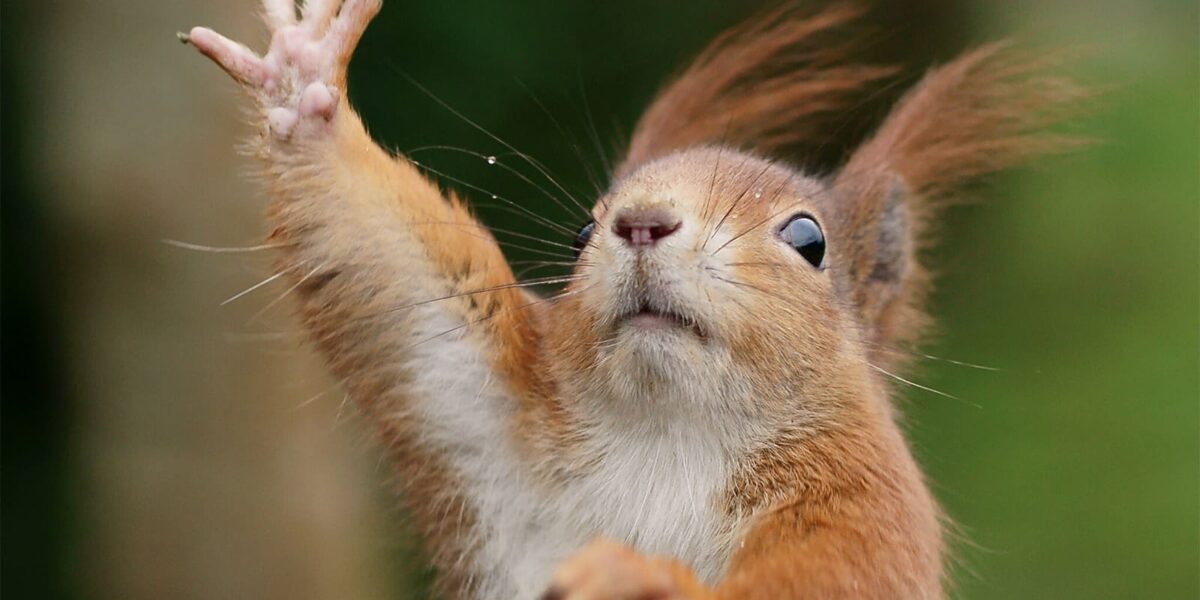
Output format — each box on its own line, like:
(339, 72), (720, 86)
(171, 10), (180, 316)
(573, 220), (595, 258)
(778, 214), (825, 269)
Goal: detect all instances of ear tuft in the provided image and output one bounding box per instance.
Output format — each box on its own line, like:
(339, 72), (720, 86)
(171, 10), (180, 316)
(831, 43), (1092, 371)
(840, 42), (1092, 205)
(616, 2), (895, 178)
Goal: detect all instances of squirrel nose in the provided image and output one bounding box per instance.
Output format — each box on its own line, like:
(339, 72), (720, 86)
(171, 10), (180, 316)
(613, 207), (681, 247)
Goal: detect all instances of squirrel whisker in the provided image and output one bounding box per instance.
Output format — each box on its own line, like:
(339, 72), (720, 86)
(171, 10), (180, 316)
(867, 363), (981, 409)
(515, 77), (607, 198)
(245, 262), (326, 326)
(408, 145), (590, 222)
(390, 64), (593, 220)
(403, 159), (577, 237)
(221, 266), (294, 306)
(162, 239), (291, 254)
(348, 274), (588, 325)
(702, 159), (777, 250)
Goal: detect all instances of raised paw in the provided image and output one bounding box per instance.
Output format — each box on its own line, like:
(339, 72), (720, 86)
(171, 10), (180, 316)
(182, 0), (381, 139)
(541, 539), (686, 600)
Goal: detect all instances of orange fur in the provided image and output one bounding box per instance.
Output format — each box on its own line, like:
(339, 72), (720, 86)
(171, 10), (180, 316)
(189, 2), (1086, 598)
(832, 42), (1091, 371)
(618, 3), (895, 178)
(540, 149), (943, 598)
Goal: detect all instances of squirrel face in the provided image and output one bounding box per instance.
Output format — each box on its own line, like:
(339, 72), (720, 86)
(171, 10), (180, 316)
(545, 147), (861, 421)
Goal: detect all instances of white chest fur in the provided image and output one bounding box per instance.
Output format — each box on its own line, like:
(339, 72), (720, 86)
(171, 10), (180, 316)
(500, 419), (736, 599)
(404, 308), (739, 599)
(403, 307), (739, 597)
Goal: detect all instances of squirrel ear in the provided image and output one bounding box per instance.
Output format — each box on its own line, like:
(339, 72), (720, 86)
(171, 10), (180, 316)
(829, 43), (1089, 370)
(616, 3), (894, 178)
(828, 173), (927, 372)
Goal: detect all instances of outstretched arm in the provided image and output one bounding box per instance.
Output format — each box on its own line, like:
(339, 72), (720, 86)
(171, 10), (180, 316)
(185, 0), (537, 426)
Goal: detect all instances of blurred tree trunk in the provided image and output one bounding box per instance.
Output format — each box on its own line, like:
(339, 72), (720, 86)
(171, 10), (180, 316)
(24, 1), (398, 598)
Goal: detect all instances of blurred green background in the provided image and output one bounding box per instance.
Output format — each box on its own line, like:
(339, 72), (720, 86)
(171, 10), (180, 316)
(3, 1), (1197, 598)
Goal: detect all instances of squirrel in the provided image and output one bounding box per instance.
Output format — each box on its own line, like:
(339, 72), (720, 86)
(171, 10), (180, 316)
(183, 1), (1083, 598)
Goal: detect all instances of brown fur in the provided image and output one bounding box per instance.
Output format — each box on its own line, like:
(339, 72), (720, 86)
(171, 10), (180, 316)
(619, 3), (895, 179)
(831, 42), (1090, 371)
(259, 107), (502, 600)
(540, 147), (945, 598)
(190, 2), (1085, 598)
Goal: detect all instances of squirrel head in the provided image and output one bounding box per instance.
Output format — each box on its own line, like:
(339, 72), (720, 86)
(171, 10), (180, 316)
(537, 5), (1086, 424)
(544, 148), (865, 422)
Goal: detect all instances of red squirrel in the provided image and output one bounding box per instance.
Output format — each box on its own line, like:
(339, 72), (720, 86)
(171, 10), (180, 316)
(183, 1), (1083, 598)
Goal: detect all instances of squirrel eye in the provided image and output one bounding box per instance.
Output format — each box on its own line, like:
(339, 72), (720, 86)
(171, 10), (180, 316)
(778, 214), (825, 269)
(573, 220), (596, 258)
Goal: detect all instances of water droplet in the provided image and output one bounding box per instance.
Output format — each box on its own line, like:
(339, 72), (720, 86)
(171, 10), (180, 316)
(486, 155), (497, 165)
(491, 195), (498, 200)
(753, 189), (763, 199)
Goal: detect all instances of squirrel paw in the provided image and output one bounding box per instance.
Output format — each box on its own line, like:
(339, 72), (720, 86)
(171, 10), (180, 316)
(182, 0), (381, 140)
(541, 539), (684, 600)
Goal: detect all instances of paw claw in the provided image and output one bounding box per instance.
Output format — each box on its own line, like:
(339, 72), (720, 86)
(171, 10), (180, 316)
(186, 26), (267, 86)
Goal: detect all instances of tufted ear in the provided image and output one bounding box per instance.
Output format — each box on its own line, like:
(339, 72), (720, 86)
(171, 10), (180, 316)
(829, 42), (1089, 372)
(828, 174), (923, 373)
(616, 2), (895, 179)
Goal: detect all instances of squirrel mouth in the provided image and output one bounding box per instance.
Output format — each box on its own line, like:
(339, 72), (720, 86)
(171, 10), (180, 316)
(620, 304), (705, 338)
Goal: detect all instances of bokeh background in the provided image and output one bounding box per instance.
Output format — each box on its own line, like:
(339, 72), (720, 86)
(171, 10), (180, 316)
(3, 1), (1197, 598)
